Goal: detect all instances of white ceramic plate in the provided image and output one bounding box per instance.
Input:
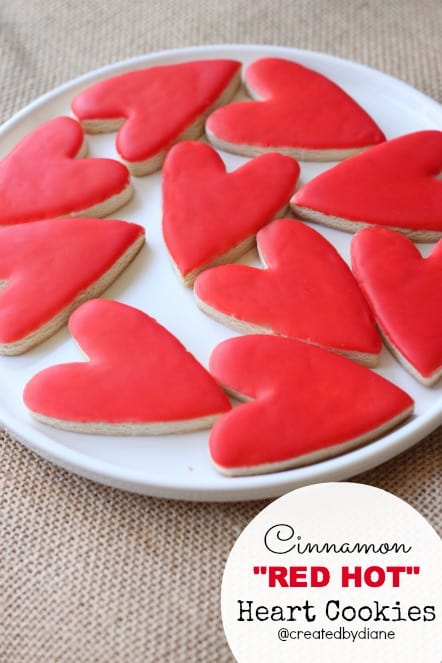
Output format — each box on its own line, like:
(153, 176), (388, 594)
(0, 45), (441, 501)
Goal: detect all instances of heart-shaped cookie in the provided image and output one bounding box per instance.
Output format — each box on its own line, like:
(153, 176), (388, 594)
(0, 218), (145, 354)
(162, 141), (299, 285)
(0, 116), (133, 225)
(291, 130), (442, 241)
(209, 335), (414, 476)
(71, 59), (242, 175)
(206, 57), (385, 160)
(24, 299), (231, 434)
(194, 218), (381, 365)
(351, 227), (442, 385)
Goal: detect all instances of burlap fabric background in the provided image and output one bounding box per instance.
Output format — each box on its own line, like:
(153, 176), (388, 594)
(0, 1), (441, 661)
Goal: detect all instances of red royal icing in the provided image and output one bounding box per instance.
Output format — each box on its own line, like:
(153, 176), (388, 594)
(206, 58), (385, 152)
(71, 60), (241, 164)
(162, 141), (299, 280)
(351, 227), (442, 382)
(0, 117), (131, 225)
(292, 131), (442, 235)
(24, 299), (231, 425)
(0, 218), (144, 344)
(209, 336), (413, 473)
(195, 218), (381, 358)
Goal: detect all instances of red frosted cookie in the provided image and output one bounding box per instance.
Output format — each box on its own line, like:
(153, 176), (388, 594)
(194, 218), (381, 365)
(0, 117), (133, 225)
(351, 227), (442, 386)
(291, 130), (442, 241)
(209, 336), (414, 476)
(24, 299), (231, 434)
(206, 57), (385, 160)
(71, 59), (242, 175)
(0, 218), (145, 354)
(162, 141), (299, 285)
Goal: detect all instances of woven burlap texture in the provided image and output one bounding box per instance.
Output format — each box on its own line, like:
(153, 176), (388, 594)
(0, 1), (441, 662)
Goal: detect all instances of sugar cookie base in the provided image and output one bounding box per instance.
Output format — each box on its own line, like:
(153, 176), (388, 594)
(28, 411), (223, 436)
(71, 181), (134, 218)
(205, 128), (375, 162)
(291, 205), (442, 243)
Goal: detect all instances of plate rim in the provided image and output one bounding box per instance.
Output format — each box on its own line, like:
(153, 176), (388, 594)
(1, 43), (441, 501)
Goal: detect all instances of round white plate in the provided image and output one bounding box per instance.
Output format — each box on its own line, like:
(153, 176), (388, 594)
(0, 45), (441, 501)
